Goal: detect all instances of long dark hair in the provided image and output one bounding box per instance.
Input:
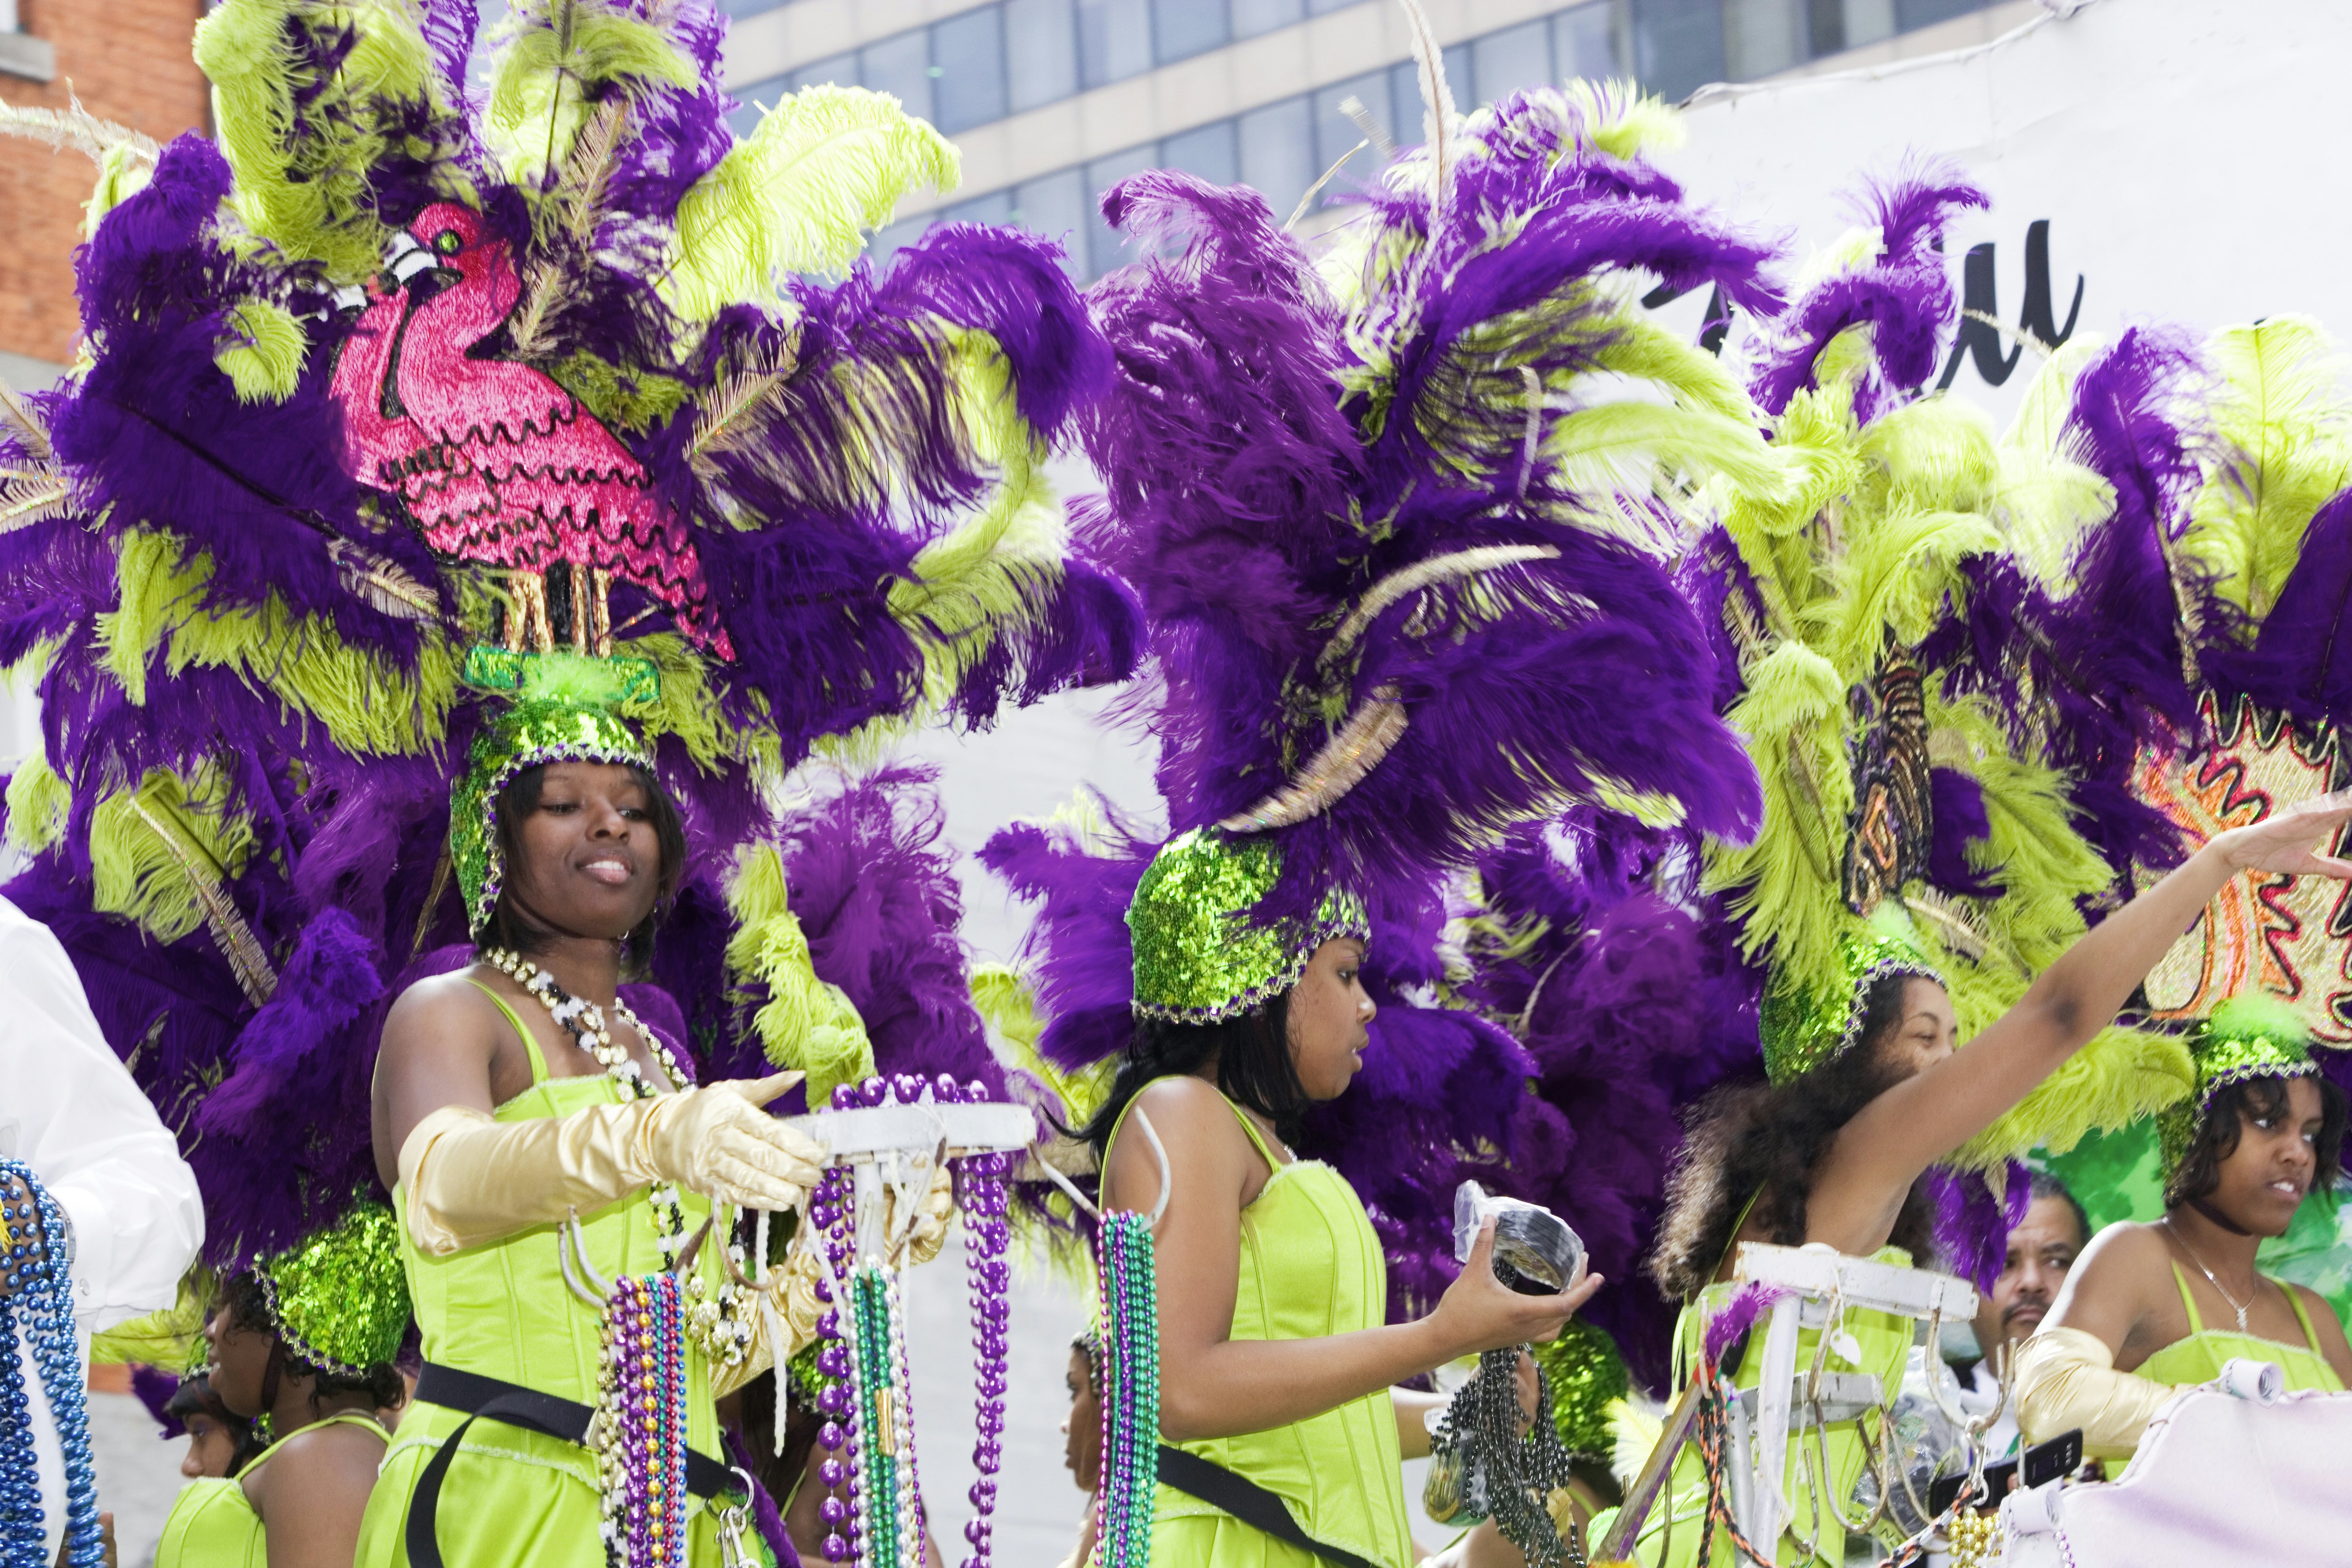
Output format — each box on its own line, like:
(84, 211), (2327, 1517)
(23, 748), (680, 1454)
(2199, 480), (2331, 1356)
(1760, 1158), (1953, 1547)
(482, 761), (686, 976)
(1073, 994), (1308, 1158)
(1650, 970), (1937, 1299)
(2166, 1073), (2348, 1209)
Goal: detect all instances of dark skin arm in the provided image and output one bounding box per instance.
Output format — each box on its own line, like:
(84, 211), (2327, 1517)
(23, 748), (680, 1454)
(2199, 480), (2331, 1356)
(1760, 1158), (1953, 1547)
(248, 1421), (384, 1568)
(1803, 795), (2352, 1255)
(369, 966), (671, 1192)
(1102, 1075), (1600, 1444)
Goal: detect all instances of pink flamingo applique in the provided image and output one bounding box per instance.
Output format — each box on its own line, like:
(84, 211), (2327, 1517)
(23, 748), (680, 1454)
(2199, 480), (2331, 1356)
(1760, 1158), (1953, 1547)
(328, 202), (730, 658)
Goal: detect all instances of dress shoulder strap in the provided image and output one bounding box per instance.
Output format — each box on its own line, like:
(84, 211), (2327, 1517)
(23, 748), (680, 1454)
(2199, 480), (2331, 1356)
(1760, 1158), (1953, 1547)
(2169, 1259), (2206, 1335)
(467, 978), (550, 1084)
(241, 1408), (393, 1479)
(2272, 1275), (2326, 1356)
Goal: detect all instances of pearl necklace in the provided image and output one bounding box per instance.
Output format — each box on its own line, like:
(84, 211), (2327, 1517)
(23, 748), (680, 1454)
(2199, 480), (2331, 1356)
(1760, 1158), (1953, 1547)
(482, 948), (752, 1370)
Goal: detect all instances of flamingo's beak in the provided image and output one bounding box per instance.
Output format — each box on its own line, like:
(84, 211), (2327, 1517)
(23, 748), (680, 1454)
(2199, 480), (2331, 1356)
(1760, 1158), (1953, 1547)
(386, 231), (438, 286)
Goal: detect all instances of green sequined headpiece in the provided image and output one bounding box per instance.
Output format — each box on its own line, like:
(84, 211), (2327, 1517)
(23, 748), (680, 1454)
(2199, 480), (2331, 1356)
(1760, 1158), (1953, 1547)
(450, 654), (657, 937)
(256, 1201), (409, 1379)
(1758, 930), (1945, 1084)
(1126, 829), (1370, 1023)
(2156, 995), (2319, 1174)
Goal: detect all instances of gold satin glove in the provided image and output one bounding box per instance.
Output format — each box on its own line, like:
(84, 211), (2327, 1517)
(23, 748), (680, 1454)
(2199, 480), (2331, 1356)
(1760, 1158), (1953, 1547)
(2013, 1325), (2182, 1460)
(400, 1071), (821, 1255)
(893, 1158), (956, 1266)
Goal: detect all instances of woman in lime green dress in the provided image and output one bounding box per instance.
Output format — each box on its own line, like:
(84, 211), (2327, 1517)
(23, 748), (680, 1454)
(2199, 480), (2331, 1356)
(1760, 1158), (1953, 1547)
(359, 694), (826, 1568)
(1592, 793), (2352, 1566)
(2019, 1002), (2352, 1461)
(157, 1204), (408, 1568)
(1081, 831), (1604, 1568)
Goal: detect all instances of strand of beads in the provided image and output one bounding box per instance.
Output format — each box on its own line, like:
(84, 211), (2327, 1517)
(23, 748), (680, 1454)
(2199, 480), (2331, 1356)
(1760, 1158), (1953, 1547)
(956, 1134), (1011, 1568)
(1094, 1209), (1160, 1568)
(849, 1266), (906, 1568)
(808, 1164), (859, 1566)
(878, 1268), (923, 1568)
(484, 949), (752, 1374)
(0, 1162), (100, 1568)
(591, 1272), (691, 1568)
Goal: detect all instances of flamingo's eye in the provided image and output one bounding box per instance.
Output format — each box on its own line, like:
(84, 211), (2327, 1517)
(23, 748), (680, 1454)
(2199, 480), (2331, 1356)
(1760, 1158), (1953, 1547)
(434, 229), (463, 255)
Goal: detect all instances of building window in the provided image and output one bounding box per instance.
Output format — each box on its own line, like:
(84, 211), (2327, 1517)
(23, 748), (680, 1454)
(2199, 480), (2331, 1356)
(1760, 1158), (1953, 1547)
(1078, 0), (1154, 90)
(1470, 19), (1556, 107)
(1233, 0), (1304, 38)
(859, 31), (933, 122)
(1085, 145), (1160, 275)
(1805, 0), (1896, 56)
(1152, 0), (1231, 65)
(1724, 0), (1806, 78)
(933, 7), (1011, 133)
(1553, 3), (1624, 79)
(1896, 0), (1993, 26)
(1007, 0), (1080, 110)
(715, 0), (787, 16)
(1238, 96), (1316, 221)
(1631, 0), (1727, 101)
(1012, 168), (1092, 273)
(1161, 119), (1239, 187)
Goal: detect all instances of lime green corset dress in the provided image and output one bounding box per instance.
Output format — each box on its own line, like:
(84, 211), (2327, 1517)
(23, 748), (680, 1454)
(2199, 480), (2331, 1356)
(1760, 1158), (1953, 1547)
(2135, 1261), (2344, 1393)
(157, 1411), (391, 1568)
(354, 985), (734, 1568)
(1588, 1249), (1916, 1568)
(1106, 1085), (1415, 1568)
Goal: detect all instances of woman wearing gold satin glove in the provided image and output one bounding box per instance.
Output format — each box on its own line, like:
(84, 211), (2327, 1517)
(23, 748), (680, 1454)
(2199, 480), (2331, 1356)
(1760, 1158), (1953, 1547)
(2018, 999), (2352, 1465)
(359, 692), (829, 1568)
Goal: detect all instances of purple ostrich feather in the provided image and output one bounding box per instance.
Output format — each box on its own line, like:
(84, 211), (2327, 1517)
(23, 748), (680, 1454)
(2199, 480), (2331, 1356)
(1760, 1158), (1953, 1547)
(1925, 1160), (2034, 1293)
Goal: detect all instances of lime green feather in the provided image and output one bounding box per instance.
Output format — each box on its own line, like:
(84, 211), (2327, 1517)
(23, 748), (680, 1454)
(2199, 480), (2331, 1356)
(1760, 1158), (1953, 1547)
(2183, 315), (2352, 621)
(89, 766), (256, 944)
(482, 0), (695, 192)
(4, 751), (68, 855)
(971, 963), (1114, 1127)
(666, 84), (958, 319)
(1995, 338), (2114, 589)
(215, 298), (308, 403)
(1563, 79), (1683, 160)
(1703, 639), (1851, 978)
(723, 842), (874, 1108)
(196, 0), (448, 282)
(98, 530), (455, 755)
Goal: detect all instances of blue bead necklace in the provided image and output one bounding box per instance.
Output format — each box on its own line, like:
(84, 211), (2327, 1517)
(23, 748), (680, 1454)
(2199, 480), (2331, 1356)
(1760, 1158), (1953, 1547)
(0, 1160), (101, 1567)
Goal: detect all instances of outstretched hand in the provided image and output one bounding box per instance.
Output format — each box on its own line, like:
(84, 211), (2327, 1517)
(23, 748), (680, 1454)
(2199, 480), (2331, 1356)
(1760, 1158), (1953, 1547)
(2215, 790), (2352, 879)
(1428, 1217), (1602, 1359)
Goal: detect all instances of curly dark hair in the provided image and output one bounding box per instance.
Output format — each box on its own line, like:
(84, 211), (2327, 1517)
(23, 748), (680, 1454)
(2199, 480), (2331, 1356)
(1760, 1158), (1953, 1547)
(221, 1272), (408, 1411)
(1071, 994), (1307, 1160)
(1650, 971), (1937, 1300)
(2165, 1073), (2347, 1209)
(482, 761), (687, 977)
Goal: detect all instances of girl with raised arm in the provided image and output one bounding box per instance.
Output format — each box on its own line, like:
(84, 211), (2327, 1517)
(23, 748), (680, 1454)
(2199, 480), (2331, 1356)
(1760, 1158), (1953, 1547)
(1601, 792), (2352, 1565)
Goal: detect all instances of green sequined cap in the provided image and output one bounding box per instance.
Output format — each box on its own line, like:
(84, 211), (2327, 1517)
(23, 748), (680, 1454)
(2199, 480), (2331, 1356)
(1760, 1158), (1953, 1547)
(1126, 828), (1369, 1023)
(1529, 1319), (1629, 1462)
(1758, 930), (1945, 1084)
(449, 654), (657, 936)
(258, 1201), (410, 1379)
(2156, 995), (2319, 1174)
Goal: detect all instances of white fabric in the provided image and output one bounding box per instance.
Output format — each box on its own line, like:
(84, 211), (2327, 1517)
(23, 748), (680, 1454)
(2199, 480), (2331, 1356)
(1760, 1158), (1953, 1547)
(1957, 1356), (2022, 1460)
(0, 896), (204, 1560)
(1999, 1386), (2352, 1568)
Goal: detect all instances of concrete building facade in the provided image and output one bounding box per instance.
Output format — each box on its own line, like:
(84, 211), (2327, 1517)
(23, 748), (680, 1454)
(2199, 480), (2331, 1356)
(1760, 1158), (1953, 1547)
(0, 1), (211, 389)
(717, 0), (2040, 278)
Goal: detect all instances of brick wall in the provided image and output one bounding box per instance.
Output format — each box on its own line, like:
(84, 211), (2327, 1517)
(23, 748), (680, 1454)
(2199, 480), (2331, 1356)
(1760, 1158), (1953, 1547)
(0, 0), (208, 369)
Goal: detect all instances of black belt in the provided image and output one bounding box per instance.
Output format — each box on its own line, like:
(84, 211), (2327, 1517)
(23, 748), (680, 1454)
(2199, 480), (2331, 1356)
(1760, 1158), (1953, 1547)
(406, 1363), (737, 1568)
(1157, 1445), (1384, 1568)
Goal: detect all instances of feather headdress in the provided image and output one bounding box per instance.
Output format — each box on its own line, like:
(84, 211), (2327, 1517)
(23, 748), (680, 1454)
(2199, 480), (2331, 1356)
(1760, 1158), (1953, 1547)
(0, 0), (1133, 1268)
(984, 57), (1770, 1309)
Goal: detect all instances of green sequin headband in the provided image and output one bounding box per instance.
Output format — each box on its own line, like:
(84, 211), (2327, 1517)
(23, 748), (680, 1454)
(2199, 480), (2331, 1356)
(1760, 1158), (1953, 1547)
(256, 1200), (409, 1379)
(1758, 931), (1945, 1084)
(2156, 996), (2319, 1174)
(450, 661), (657, 938)
(1126, 828), (1370, 1023)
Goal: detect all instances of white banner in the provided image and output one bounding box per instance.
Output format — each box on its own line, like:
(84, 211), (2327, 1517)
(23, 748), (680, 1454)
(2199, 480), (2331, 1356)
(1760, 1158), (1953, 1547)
(1655, 0), (2352, 417)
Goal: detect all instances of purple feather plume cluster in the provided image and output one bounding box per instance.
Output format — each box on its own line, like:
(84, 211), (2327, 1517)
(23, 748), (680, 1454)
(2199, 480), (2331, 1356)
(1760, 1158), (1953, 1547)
(1923, 1160), (2034, 1293)
(1748, 164), (1988, 421)
(1702, 1281), (1788, 1369)
(0, 0), (1134, 1267)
